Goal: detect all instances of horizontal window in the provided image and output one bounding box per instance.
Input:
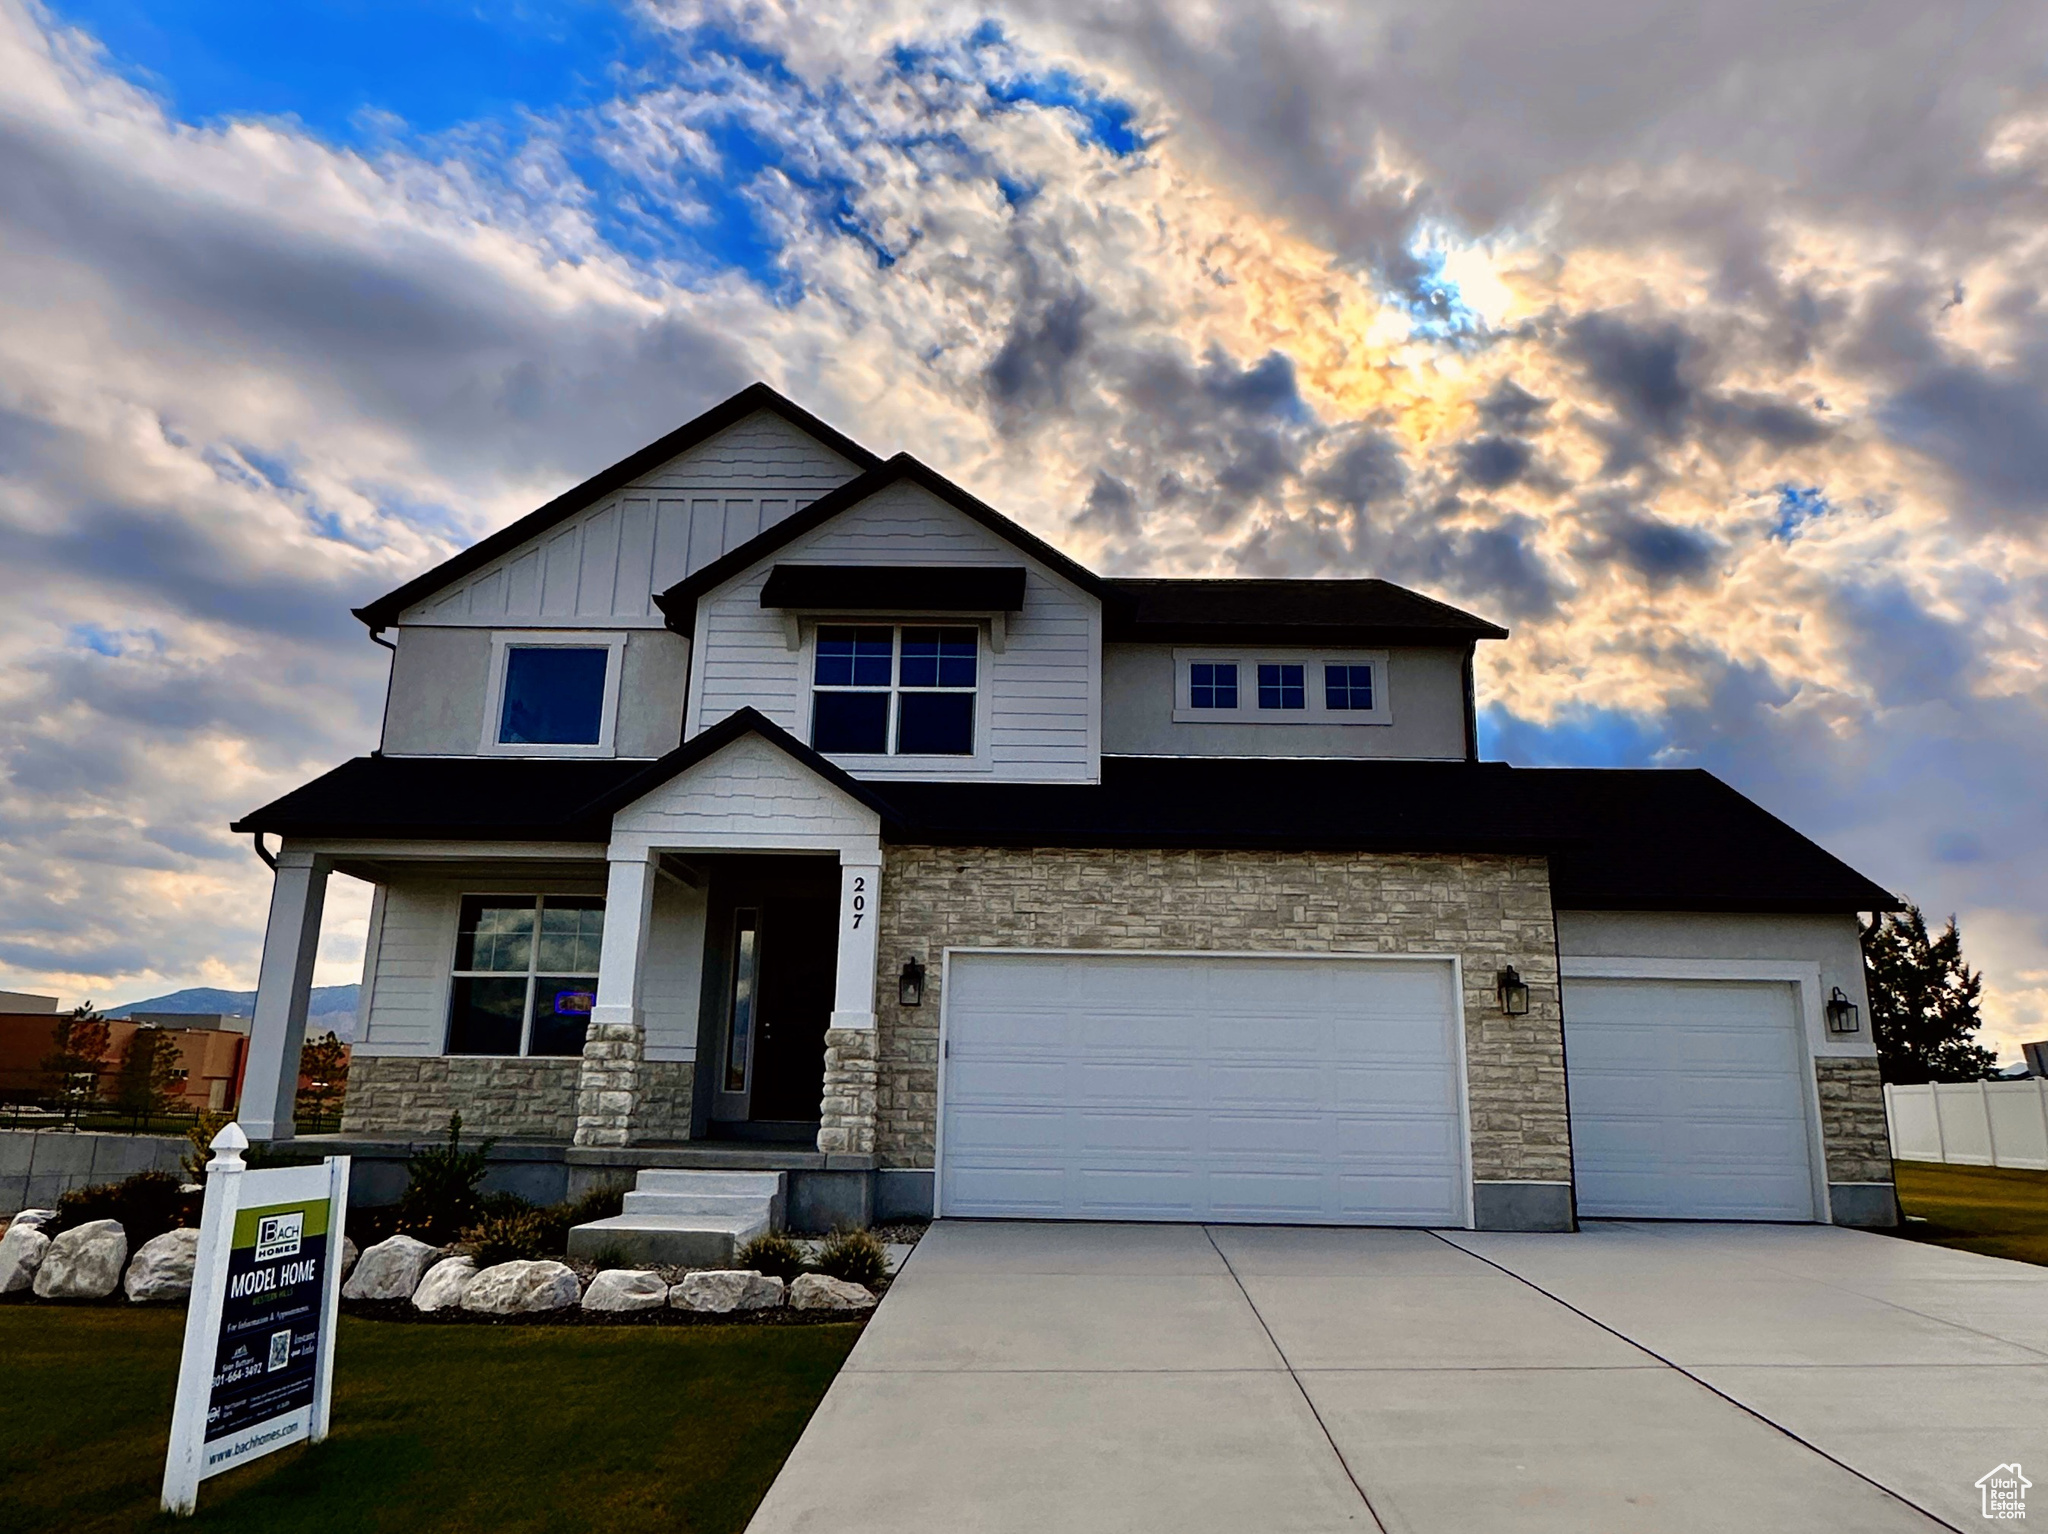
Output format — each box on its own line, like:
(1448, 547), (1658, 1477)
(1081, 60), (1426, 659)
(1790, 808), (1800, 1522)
(448, 895), (603, 1057)
(811, 624), (978, 756)
(1325, 663), (1374, 711)
(1257, 663), (1306, 710)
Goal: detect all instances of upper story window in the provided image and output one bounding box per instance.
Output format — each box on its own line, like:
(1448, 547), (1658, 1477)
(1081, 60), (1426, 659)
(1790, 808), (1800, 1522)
(1173, 648), (1391, 726)
(482, 632), (626, 756)
(447, 894), (605, 1057)
(1189, 662), (1238, 709)
(1257, 663), (1306, 710)
(811, 624), (978, 756)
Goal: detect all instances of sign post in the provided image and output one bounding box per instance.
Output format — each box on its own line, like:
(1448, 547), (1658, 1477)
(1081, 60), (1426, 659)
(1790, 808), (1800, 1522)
(162, 1124), (350, 1517)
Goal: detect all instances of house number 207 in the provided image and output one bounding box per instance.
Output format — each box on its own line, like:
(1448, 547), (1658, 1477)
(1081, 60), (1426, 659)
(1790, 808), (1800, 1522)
(849, 876), (866, 929)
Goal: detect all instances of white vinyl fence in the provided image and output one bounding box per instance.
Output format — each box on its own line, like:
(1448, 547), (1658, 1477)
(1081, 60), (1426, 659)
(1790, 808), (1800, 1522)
(1885, 1080), (2048, 1170)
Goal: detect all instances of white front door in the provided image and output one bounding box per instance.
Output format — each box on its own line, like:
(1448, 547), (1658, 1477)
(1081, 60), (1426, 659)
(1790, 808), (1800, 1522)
(938, 951), (1468, 1225)
(1563, 978), (1820, 1220)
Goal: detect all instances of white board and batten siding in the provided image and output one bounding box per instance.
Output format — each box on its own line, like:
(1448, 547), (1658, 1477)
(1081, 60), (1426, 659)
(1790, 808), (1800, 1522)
(352, 871), (704, 1062)
(607, 734), (883, 860)
(398, 411), (863, 628)
(938, 951), (1470, 1225)
(690, 480), (1102, 782)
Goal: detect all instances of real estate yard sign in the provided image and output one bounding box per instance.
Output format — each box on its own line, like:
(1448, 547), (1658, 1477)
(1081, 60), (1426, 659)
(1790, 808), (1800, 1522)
(161, 1124), (349, 1516)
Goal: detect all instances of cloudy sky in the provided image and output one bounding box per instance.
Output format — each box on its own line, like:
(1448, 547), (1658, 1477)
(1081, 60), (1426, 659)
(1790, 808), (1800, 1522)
(0, 0), (2043, 1058)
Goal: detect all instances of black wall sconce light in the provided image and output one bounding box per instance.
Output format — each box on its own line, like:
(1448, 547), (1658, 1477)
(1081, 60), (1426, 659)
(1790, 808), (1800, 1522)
(1496, 966), (1530, 1016)
(1824, 986), (1861, 1035)
(899, 955), (927, 1008)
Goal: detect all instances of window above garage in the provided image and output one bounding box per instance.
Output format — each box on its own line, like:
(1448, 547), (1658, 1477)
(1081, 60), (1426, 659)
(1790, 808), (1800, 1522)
(1173, 648), (1392, 725)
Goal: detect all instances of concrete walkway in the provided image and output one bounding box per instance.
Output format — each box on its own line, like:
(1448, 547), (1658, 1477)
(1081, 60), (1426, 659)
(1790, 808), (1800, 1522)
(747, 1221), (2048, 1533)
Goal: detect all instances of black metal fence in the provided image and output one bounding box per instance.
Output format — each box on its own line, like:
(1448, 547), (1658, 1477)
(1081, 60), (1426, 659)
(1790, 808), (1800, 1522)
(0, 1068), (345, 1136)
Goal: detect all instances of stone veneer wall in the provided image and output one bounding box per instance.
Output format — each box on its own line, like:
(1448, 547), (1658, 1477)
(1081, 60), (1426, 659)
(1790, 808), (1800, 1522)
(819, 1028), (879, 1154)
(341, 1055), (581, 1140)
(1814, 1056), (1892, 1184)
(870, 846), (1567, 1183)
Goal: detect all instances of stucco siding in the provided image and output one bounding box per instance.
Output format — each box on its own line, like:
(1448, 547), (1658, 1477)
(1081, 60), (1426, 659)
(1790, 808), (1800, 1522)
(869, 846), (1567, 1185)
(1102, 642), (1469, 759)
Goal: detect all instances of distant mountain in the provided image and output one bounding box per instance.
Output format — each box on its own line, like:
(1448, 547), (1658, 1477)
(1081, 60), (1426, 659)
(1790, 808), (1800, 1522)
(107, 985), (360, 1039)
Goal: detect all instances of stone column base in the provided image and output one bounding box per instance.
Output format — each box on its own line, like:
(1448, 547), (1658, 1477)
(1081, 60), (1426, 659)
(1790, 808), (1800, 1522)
(574, 1021), (643, 1147)
(818, 1028), (879, 1155)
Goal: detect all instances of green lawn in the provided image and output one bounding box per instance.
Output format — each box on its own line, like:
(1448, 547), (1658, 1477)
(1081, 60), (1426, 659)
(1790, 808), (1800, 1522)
(1890, 1159), (2048, 1267)
(0, 1307), (859, 1534)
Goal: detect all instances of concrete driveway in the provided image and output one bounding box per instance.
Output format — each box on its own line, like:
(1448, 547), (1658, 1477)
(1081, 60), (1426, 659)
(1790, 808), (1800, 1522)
(748, 1221), (2048, 1533)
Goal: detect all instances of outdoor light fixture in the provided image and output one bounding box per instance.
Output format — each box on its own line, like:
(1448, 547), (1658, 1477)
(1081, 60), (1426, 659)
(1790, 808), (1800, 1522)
(1824, 986), (1862, 1035)
(1496, 966), (1530, 1016)
(899, 955), (926, 1008)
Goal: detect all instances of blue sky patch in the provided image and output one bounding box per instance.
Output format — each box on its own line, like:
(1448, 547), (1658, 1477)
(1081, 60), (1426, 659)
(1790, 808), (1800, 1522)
(49, 0), (640, 143)
(1771, 484), (1831, 541)
(1479, 703), (1671, 768)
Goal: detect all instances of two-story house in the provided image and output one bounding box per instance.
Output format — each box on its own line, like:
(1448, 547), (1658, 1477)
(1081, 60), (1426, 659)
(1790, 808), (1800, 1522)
(232, 384), (1899, 1235)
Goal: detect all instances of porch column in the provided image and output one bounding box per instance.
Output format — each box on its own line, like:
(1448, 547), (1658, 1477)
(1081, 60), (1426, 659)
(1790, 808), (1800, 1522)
(574, 849), (658, 1148)
(239, 848), (330, 1142)
(819, 855), (882, 1155)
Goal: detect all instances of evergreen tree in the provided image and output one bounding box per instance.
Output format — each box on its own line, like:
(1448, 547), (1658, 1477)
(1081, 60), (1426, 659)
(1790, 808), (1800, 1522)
(298, 1031), (348, 1126)
(39, 1002), (111, 1118)
(111, 1026), (183, 1125)
(1860, 905), (1997, 1083)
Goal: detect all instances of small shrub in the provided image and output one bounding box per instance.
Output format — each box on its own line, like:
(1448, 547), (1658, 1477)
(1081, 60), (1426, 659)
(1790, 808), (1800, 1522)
(396, 1114), (495, 1245)
(461, 1205), (568, 1267)
(180, 1110), (235, 1183)
(736, 1231), (808, 1281)
(813, 1227), (888, 1288)
(588, 1245), (633, 1273)
(563, 1180), (628, 1226)
(54, 1170), (186, 1243)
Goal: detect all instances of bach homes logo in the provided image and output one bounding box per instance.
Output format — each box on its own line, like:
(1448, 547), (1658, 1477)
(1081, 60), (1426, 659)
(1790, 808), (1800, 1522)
(253, 1212), (303, 1263)
(1978, 1464), (2030, 1521)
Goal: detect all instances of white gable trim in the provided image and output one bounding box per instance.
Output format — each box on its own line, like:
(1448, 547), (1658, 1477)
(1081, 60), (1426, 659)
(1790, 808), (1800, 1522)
(400, 410), (863, 629)
(606, 732), (883, 860)
(684, 479), (1103, 784)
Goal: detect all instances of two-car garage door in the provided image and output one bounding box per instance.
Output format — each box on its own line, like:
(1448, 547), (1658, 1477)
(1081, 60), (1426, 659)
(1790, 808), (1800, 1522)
(938, 951), (1467, 1225)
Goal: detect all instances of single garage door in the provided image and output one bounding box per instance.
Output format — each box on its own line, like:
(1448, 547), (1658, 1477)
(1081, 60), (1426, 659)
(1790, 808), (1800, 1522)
(1563, 978), (1819, 1220)
(938, 951), (1467, 1225)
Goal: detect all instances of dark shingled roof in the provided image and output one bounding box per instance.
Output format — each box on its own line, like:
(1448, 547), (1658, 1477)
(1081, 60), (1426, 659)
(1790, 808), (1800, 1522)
(1101, 578), (1508, 645)
(234, 718), (1895, 914)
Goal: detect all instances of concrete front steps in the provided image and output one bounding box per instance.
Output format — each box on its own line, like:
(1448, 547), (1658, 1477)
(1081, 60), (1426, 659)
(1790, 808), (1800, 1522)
(565, 1169), (786, 1267)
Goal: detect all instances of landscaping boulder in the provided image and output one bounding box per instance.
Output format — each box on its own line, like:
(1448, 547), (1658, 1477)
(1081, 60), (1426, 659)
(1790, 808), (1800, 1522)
(124, 1228), (201, 1303)
(671, 1269), (785, 1313)
(34, 1219), (128, 1300)
(788, 1273), (876, 1312)
(7, 1208), (56, 1234)
(411, 1255), (477, 1312)
(0, 1222), (50, 1294)
(339, 1237), (359, 1284)
(462, 1260), (580, 1315)
(582, 1269), (669, 1313)
(341, 1234), (441, 1302)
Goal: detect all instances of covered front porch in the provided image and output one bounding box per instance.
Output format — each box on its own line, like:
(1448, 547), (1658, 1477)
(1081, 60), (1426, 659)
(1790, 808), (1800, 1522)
(235, 720), (894, 1175)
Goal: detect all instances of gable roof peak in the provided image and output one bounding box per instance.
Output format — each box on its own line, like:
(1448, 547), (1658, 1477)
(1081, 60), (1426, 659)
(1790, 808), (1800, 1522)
(353, 382), (880, 633)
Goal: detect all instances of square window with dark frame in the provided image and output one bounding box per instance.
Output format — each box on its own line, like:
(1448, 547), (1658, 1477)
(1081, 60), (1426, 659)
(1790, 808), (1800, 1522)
(447, 895), (605, 1057)
(1189, 661), (1239, 709)
(498, 646), (609, 746)
(1324, 663), (1374, 711)
(1257, 662), (1306, 710)
(812, 624), (977, 756)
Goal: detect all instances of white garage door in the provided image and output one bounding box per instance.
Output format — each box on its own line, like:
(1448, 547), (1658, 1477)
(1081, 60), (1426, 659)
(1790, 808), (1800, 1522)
(1563, 978), (1819, 1220)
(938, 951), (1467, 1225)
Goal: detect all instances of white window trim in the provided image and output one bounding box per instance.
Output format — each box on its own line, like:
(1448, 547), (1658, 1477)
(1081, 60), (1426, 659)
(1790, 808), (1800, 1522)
(1171, 647), (1393, 725)
(798, 620), (996, 774)
(479, 630), (628, 758)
